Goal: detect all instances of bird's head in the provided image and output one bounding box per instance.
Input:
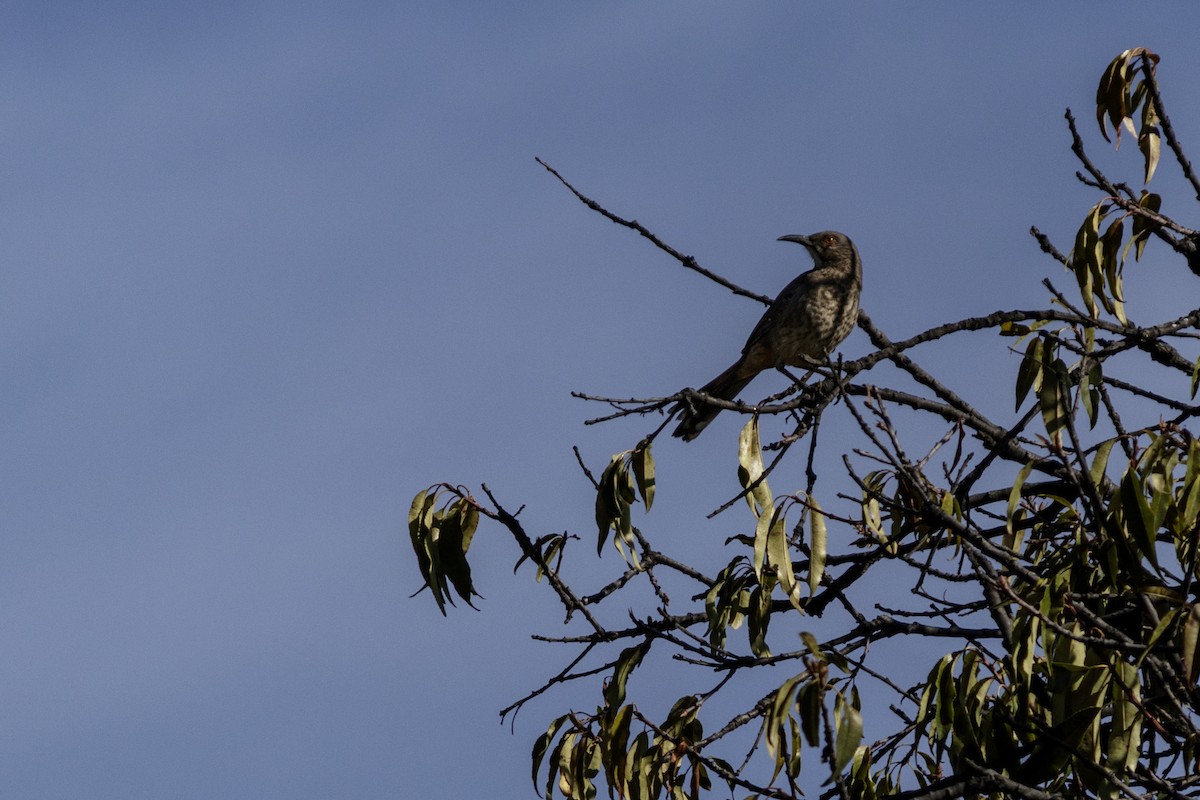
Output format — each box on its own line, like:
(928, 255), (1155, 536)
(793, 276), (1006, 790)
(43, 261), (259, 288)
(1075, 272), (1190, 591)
(778, 231), (859, 272)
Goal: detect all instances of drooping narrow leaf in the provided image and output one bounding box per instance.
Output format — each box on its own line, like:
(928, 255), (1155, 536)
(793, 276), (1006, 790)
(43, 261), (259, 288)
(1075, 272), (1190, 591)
(1119, 468), (1160, 568)
(605, 641), (650, 708)
(408, 489), (438, 587)
(738, 417), (772, 516)
(1184, 604), (1200, 686)
(438, 499), (481, 609)
(808, 495), (827, 595)
(748, 577), (773, 657)
(1107, 657), (1142, 774)
(1015, 336), (1042, 411)
(1128, 191), (1161, 263)
(765, 675), (802, 767)
(833, 689), (863, 775)
(766, 506), (804, 611)
(1006, 462), (1035, 546)
(1037, 358), (1068, 446)
(631, 440), (655, 511)
(1095, 50), (1129, 143)
(1089, 438), (1116, 489)
(1140, 127), (1161, 184)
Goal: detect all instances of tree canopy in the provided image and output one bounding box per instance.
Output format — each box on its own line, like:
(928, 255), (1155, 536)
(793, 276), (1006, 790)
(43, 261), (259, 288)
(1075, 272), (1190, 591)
(410, 48), (1200, 800)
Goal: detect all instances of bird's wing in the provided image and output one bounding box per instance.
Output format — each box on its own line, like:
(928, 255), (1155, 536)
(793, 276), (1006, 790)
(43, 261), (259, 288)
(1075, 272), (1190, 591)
(740, 270), (816, 354)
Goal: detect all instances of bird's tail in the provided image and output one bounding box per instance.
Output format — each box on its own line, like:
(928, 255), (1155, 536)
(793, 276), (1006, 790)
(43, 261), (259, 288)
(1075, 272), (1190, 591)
(671, 360), (755, 441)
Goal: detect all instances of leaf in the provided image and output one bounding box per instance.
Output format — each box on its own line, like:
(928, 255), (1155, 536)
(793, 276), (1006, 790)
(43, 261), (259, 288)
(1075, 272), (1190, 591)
(408, 489), (438, 597)
(1101, 218), (1127, 324)
(1069, 210), (1099, 317)
(600, 705), (633, 795)
(1014, 336), (1042, 411)
(632, 439), (655, 512)
(739, 418), (775, 581)
(833, 689), (863, 775)
(1136, 607), (1181, 670)
(808, 496), (827, 595)
(595, 454), (637, 563)
(1005, 462), (1035, 546)
(1037, 358), (1069, 446)
(738, 417), (772, 517)
(606, 641), (650, 709)
(595, 456), (621, 551)
(1179, 443), (1200, 534)
(1184, 604), (1200, 686)
(1095, 51), (1130, 143)
(1127, 191), (1161, 264)
(1107, 657), (1142, 775)
(1080, 361), (1102, 429)
(409, 489), (478, 615)
(1120, 468), (1160, 568)
(797, 679), (822, 747)
(437, 499), (481, 609)
(533, 715), (569, 793)
(763, 503), (804, 612)
(749, 576), (774, 657)
(765, 675), (803, 767)
(1139, 127), (1161, 184)
(1089, 438), (1116, 489)
(1012, 615), (1038, 688)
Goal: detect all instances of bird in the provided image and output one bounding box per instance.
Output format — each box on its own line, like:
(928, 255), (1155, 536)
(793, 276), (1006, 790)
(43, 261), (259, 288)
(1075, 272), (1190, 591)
(671, 231), (862, 441)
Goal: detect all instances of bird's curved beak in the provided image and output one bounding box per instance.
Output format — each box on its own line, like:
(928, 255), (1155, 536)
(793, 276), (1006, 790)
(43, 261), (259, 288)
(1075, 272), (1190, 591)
(777, 234), (813, 248)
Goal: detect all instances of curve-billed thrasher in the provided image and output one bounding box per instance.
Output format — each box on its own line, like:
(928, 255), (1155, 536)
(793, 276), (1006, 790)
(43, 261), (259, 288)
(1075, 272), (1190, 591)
(672, 231), (862, 441)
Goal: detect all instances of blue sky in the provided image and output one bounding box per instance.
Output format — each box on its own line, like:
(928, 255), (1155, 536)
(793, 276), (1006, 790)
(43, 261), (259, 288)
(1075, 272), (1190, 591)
(3, 3), (1200, 798)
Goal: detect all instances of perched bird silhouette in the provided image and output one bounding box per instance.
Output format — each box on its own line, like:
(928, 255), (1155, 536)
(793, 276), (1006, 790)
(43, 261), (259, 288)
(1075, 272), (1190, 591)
(672, 231), (862, 441)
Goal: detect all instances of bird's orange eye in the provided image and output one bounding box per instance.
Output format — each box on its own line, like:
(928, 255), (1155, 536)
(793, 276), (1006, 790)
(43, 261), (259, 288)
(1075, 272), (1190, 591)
(824, 235), (837, 246)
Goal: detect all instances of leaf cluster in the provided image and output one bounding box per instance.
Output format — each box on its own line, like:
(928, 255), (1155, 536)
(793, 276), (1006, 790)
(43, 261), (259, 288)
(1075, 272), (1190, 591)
(408, 49), (1200, 800)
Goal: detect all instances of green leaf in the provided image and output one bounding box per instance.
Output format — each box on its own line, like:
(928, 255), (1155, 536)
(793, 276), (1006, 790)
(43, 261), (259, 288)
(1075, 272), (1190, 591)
(1140, 127), (1161, 183)
(1101, 218), (1127, 323)
(1128, 191), (1161, 263)
(808, 496), (827, 595)
(748, 577), (773, 658)
(437, 499), (481, 609)
(766, 505), (803, 612)
(1089, 438), (1116, 489)
(605, 641), (650, 709)
(1107, 657), (1142, 774)
(1133, 607), (1180, 674)
(739, 417), (776, 582)
(1015, 336), (1042, 412)
(766, 675), (803, 766)
(1184, 604), (1200, 686)
(600, 704), (633, 796)
(1095, 51), (1129, 143)
(408, 489), (438, 599)
(833, 689), (863, 775)
(533, 715), (569, 793)
(595, 454), (638, 563)
(595, 456), (621, 551)
(1120, 468), (1160, 568)
(1005, 462), (1035, 548)
(1079, 361), (1102, 429)
(631, 439), (655, 511)
(797, 679), (822, 747)
(1037, 358), (1069, 446)
(1179, 447), (1200, 535)
(738, 417), (772, 517)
